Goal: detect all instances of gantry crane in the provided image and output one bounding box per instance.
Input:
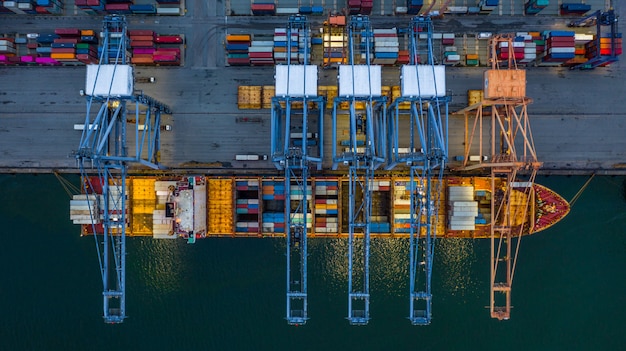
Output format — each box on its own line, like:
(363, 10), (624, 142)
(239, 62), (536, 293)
(331, 15), (386, 325)
(71, 15), (171, 323)
(568, 8), (619, 69)
(455, 34), (541, 320)
(387, 15), (448, 325)
(270, 15), (324, 325)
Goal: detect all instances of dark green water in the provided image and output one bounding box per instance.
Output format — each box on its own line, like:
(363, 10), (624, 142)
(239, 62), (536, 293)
(1, 174), (625, 350)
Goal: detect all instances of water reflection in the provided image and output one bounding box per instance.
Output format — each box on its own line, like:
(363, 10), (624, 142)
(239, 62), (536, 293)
(435, 239), (480, 299)
(132, 238), (185, 295)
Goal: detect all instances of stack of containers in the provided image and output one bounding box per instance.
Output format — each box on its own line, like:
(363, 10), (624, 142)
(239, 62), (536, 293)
(129, 30), (155, 65)
(397, 50), (410, 64)
(262, 180), (285, 234)
(154, 34), (182, 65)
(51, 28), (81, 63)
(273, 28), (298, 64)
(448, 186), (477, 231)
(598, 32), (623, 57)
(465, 53), (479, 66)
(76, 29), (99, 64)
(444, 46), (460, 64)
(524, 0), (548, 15)
(442, 33), (455, 46)
(105, 2), (133, 14)
(406, 0), (423, 15)
(515, 32), (536, 64)
(34, 0), (63, 14)
(478, 0), (498, 14)
(98, 26), (128, 62)
(530, 31), (545, 56)
(249, 39), (274, 66)
(251, 2), (276, 15)
(497, 38), (525, 61)
(373, 29), (399, 65)
(348, 0), (361, 15)
(543, 31), (575, 64)
(314, 179), (339, 234)
(393, 180), (411, 234)
(3, 0), (38, 14)
(0, 38), (17, 62)
(567, 33), (593, 66)
(226, 34), (251, 66)
(235, 179), (260, 234)
(208, 179), (234, 235)
(290, 183), (313, 230)
(371, 180), (391, 233)
(35, 33), (58, 64)
(74, 0), (104, 15)
(298, 28), (311, 64)
(559, 3), (591, 16)
(156, 0), (181, 15)
(323, 25), (346, 66)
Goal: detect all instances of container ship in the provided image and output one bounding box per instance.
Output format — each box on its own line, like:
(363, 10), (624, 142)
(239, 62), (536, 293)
(70, 175), (570, 240)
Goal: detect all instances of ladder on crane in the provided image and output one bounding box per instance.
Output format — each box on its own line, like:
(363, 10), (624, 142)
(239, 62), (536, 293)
(331, 15), (387, 325)
(386, 15), (449, 325)
(455, 34), (541, 321)
(270, 15), (325, 325)
(72, 15), (171, 324)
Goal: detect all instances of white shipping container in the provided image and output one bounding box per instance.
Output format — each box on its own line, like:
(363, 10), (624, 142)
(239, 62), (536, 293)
(276, 7), (299, 14)
(156, 7), (181, 15)
(447, 6), (468, 13)
(395, 6), (408, 14)
(549, 47), (576, 54)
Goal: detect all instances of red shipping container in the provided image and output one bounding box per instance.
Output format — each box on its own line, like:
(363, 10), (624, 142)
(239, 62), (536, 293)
(155, 35), (183, 44)
(54, 38), (79, 44)
(51, 48), (76, 53)
(87, 0), (100, 5)
(131, 40), (155, 48)
(130, 36), (154, 42)
(105, 3), (130, 11)
(36, 6), (50, 14)
(129, 30), (155, 37)
(55, 28), (81, 36)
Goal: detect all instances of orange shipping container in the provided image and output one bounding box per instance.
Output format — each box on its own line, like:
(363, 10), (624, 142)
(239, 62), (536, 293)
(226, 34), (251, 42)
(80, 30), (95, 36)
(131, 56), (154, 64)
(50, 53), (76, 59)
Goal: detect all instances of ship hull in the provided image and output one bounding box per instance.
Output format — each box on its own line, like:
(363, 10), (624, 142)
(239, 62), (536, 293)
(75, 175), (570, 239)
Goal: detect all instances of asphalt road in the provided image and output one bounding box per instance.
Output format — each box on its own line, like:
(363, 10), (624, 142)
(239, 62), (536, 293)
(0, 2), (624, 173)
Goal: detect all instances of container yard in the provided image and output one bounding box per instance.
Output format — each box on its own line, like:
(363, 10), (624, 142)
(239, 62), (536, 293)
(0, 0), (623, 329)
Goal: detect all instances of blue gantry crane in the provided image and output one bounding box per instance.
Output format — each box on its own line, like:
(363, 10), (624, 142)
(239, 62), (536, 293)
(72, 15), (171, 323)
(386, 15), (448, 325)
(331, 15), (386, 325)
(270, 15), (324, 325)
(569, 8), (619, 69)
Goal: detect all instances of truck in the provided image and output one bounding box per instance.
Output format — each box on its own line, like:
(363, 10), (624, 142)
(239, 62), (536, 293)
(135, 76), (156, 83)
